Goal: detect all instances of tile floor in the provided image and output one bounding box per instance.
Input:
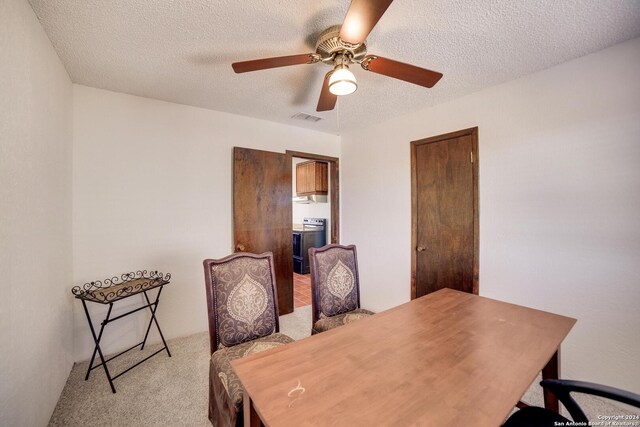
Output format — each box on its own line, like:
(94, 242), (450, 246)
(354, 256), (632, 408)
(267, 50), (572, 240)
(293, 273), (311, 308)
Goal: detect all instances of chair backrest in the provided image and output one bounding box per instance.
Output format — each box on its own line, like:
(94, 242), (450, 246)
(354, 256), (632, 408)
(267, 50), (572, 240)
(203, 252), (280, 354)
(309, 244), (362, 325)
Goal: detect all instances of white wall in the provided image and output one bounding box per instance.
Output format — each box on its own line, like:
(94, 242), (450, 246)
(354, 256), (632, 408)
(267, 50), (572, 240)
(292, 157), (332, 242)
(341, 37), (640, 392)
(72, 85), (340, 361)
(0, 0), (74, 425)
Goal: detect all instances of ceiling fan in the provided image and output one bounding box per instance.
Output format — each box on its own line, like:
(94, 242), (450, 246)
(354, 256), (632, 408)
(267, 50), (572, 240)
(231, 0), (443, 112)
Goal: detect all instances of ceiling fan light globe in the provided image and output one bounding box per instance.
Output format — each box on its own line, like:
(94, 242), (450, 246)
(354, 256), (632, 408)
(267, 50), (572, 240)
(329, 68), (357, 96)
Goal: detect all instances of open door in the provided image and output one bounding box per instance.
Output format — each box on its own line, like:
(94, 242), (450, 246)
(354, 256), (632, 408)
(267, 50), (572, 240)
(233, 147), (293, 315)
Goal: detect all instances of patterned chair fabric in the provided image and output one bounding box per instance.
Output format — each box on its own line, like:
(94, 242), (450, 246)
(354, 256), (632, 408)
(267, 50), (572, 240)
(205, 253), (279, 350)
(312, 308), (375, 333)
(210, 333), (293, 411)
(203, 252), (292, 427)
(309, 244), (374, 334)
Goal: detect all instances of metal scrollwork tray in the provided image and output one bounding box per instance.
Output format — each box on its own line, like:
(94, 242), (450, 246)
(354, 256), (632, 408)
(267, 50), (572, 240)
(72, 270), (171, 303)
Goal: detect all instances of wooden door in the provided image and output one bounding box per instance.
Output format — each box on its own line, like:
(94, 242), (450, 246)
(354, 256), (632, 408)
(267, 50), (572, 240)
(411, 128), (479, 298)
(233, 147), (293, 315)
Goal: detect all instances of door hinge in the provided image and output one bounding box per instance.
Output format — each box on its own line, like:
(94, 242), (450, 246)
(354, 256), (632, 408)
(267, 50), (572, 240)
(470, 151), (474, 163)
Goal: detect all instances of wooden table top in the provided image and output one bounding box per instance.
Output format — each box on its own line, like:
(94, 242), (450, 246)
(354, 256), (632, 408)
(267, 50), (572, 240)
(232, 288), (576, 427)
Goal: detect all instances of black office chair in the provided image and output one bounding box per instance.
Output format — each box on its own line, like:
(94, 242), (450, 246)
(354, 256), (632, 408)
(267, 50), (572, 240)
(503, 379), (640, 427)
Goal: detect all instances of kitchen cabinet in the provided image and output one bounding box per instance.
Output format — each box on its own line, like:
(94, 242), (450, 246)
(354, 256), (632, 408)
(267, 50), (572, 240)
(296, 161), (328, 196)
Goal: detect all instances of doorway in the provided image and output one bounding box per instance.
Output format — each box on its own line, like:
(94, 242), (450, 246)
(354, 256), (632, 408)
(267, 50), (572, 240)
(410, 127), (479, 299)
(288, 151), (339, 308)
(232, 147), (339, 314)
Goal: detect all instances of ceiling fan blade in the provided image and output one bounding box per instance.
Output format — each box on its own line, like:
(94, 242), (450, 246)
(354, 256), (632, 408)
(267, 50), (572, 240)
(339, 0), (394, 45)
(232, 53), (317, 73)
(316, 72), (337, 112)
(361, 55), (443, 88)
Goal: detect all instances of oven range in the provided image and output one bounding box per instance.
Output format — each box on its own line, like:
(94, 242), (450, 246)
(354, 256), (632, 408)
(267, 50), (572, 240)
(292, 218), (327, 274)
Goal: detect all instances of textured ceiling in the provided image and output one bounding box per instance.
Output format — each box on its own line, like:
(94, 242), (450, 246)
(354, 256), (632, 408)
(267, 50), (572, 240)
(29, 0), (640, 135)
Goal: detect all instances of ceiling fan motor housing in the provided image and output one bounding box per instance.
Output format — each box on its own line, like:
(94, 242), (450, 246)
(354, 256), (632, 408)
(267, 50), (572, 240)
(315, 25), (368, 65)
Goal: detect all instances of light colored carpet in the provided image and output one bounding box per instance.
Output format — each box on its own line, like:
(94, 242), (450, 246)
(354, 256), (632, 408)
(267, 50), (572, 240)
(48, 306), (312, 427)
(49, 305), (631, 426)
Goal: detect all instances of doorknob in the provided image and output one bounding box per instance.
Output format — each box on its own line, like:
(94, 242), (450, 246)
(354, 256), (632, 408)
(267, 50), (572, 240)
(416, 246), (425, 252)
(236, 244), (245, 252)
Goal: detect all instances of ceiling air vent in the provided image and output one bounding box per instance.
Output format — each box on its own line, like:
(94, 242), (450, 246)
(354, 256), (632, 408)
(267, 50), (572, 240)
(291, 112), (323, 123)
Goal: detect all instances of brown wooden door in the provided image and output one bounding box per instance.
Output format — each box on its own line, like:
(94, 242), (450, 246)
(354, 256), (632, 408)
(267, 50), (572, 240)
(411, 128), (479, 298)
(233, 147), (293, 315)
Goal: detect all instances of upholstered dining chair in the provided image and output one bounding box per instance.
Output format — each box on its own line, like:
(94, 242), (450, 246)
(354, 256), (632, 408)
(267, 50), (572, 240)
(503, 379), (640, 427)
(203, 252), (294, 427)
(309, 244), (374, 335)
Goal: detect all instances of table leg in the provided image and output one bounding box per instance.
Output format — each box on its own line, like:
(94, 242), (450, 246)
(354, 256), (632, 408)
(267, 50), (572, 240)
(243, 389), (263, 427)
(140, 287), (171, 357)
(81, 300), (116, 393)
(84, 302), (113, 380)
(542, 349), (560, 412)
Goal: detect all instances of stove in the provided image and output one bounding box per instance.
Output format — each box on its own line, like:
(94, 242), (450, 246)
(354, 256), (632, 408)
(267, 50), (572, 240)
(293, 218), (327, 274)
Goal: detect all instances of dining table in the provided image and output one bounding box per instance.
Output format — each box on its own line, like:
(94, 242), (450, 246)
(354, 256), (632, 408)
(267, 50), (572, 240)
(231, 288), (576, 427)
